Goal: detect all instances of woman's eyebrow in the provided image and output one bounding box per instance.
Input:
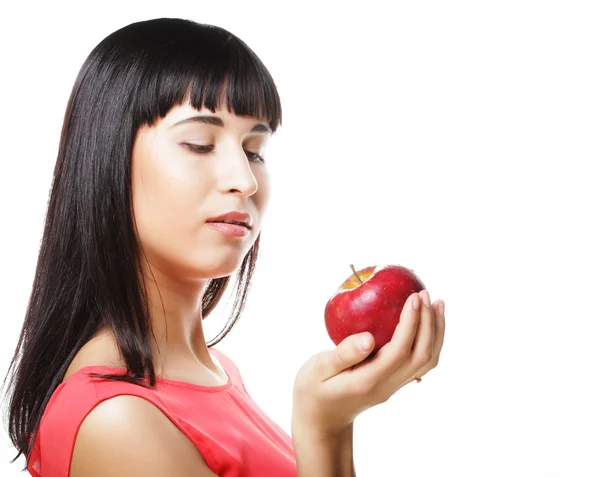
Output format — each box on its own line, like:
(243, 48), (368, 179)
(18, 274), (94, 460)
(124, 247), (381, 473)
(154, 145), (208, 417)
(169, 115), (271, 133)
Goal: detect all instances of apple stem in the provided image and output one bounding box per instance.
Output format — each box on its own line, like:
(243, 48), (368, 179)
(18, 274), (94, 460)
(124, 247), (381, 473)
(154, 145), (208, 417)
(350, 264), (363, 284)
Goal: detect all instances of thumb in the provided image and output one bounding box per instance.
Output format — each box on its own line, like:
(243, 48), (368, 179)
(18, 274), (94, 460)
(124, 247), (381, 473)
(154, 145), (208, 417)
(319, 332), (375, 380)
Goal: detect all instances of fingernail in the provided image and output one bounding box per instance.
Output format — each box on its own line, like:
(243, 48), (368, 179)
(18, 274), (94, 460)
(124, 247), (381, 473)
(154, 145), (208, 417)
(412, 294), (420, 310)
(439, 300), (445, 316)
(358, 335), (372, 352)
(422, 291), (431, 307)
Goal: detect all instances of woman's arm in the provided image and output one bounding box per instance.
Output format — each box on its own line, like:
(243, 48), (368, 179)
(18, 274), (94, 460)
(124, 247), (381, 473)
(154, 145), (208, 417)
(70, 395), (218, 477)
(292, 422), (355, 477)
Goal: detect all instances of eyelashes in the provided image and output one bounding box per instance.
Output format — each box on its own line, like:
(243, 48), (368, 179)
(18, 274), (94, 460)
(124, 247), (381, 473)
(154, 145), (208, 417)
(183, 144), (265, 163)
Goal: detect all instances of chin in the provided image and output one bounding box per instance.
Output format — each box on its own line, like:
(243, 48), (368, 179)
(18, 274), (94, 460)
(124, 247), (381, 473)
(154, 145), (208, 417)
(156, 234), (257, 280)
(193, 253), (248, 280)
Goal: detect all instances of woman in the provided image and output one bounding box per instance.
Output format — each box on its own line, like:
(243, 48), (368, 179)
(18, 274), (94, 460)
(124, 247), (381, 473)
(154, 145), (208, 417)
(2, 17), (445, 476)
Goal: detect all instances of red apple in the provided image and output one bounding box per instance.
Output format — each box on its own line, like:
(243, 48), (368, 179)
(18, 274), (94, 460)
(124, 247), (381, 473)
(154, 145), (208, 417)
(324, 264), (426, 353)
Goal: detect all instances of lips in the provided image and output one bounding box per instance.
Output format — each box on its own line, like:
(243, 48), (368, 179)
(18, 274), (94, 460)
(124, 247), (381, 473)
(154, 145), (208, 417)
(206, 211), (252, 229)
(210, 220), (249, 228)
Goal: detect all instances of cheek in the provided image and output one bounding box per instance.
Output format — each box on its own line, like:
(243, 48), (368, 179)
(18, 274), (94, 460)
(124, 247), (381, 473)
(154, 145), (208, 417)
(131, 145), (206, 254)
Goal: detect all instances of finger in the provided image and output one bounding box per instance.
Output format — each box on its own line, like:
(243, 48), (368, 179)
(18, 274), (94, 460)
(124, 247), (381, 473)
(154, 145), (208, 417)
(410, 291), (435, 368)
(353, 292), (421, 382)
(401, 298), (445, 385)
(318, 331), (376, 381)
(432, 299), (445, 362)
(389, 292), (422, 350)
(412, 296), (439, 352)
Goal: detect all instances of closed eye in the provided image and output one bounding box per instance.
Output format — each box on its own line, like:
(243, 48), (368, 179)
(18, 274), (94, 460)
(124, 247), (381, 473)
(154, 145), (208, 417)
(183, 144), (265, 163)
(245, 151), (265, 163)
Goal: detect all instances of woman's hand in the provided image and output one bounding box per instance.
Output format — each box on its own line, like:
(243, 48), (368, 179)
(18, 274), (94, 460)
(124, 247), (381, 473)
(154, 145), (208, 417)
(292, 290), (445, 440)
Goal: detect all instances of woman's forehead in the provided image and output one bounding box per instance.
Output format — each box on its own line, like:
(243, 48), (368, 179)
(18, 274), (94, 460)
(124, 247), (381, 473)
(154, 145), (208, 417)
(144, 103), (272, 135)
(162, 102), (270, 131)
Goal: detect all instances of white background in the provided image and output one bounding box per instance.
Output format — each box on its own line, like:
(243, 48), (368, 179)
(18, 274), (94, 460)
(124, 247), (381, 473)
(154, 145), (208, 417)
(1, 1), (599, 476)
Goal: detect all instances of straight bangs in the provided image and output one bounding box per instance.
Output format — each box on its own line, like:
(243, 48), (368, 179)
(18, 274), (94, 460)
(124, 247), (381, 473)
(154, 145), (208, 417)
(130, 20), (283, 132)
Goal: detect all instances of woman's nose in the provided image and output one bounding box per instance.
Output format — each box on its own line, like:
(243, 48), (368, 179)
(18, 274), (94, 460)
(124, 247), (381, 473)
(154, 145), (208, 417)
(217, 148), (259, 197)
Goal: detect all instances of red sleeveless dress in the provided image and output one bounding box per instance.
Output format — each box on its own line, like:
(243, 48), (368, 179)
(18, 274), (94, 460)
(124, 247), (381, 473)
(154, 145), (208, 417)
(27, 349), (297, 476)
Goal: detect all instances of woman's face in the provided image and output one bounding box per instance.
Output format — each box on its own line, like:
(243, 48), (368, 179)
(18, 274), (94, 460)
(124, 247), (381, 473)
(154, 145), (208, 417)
(131, 101), (271, 282)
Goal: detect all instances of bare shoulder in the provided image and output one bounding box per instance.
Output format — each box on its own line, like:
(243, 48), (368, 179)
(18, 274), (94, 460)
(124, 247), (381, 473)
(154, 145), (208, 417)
(63, 328), (124, 382)
(70, 395), (217, 477)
